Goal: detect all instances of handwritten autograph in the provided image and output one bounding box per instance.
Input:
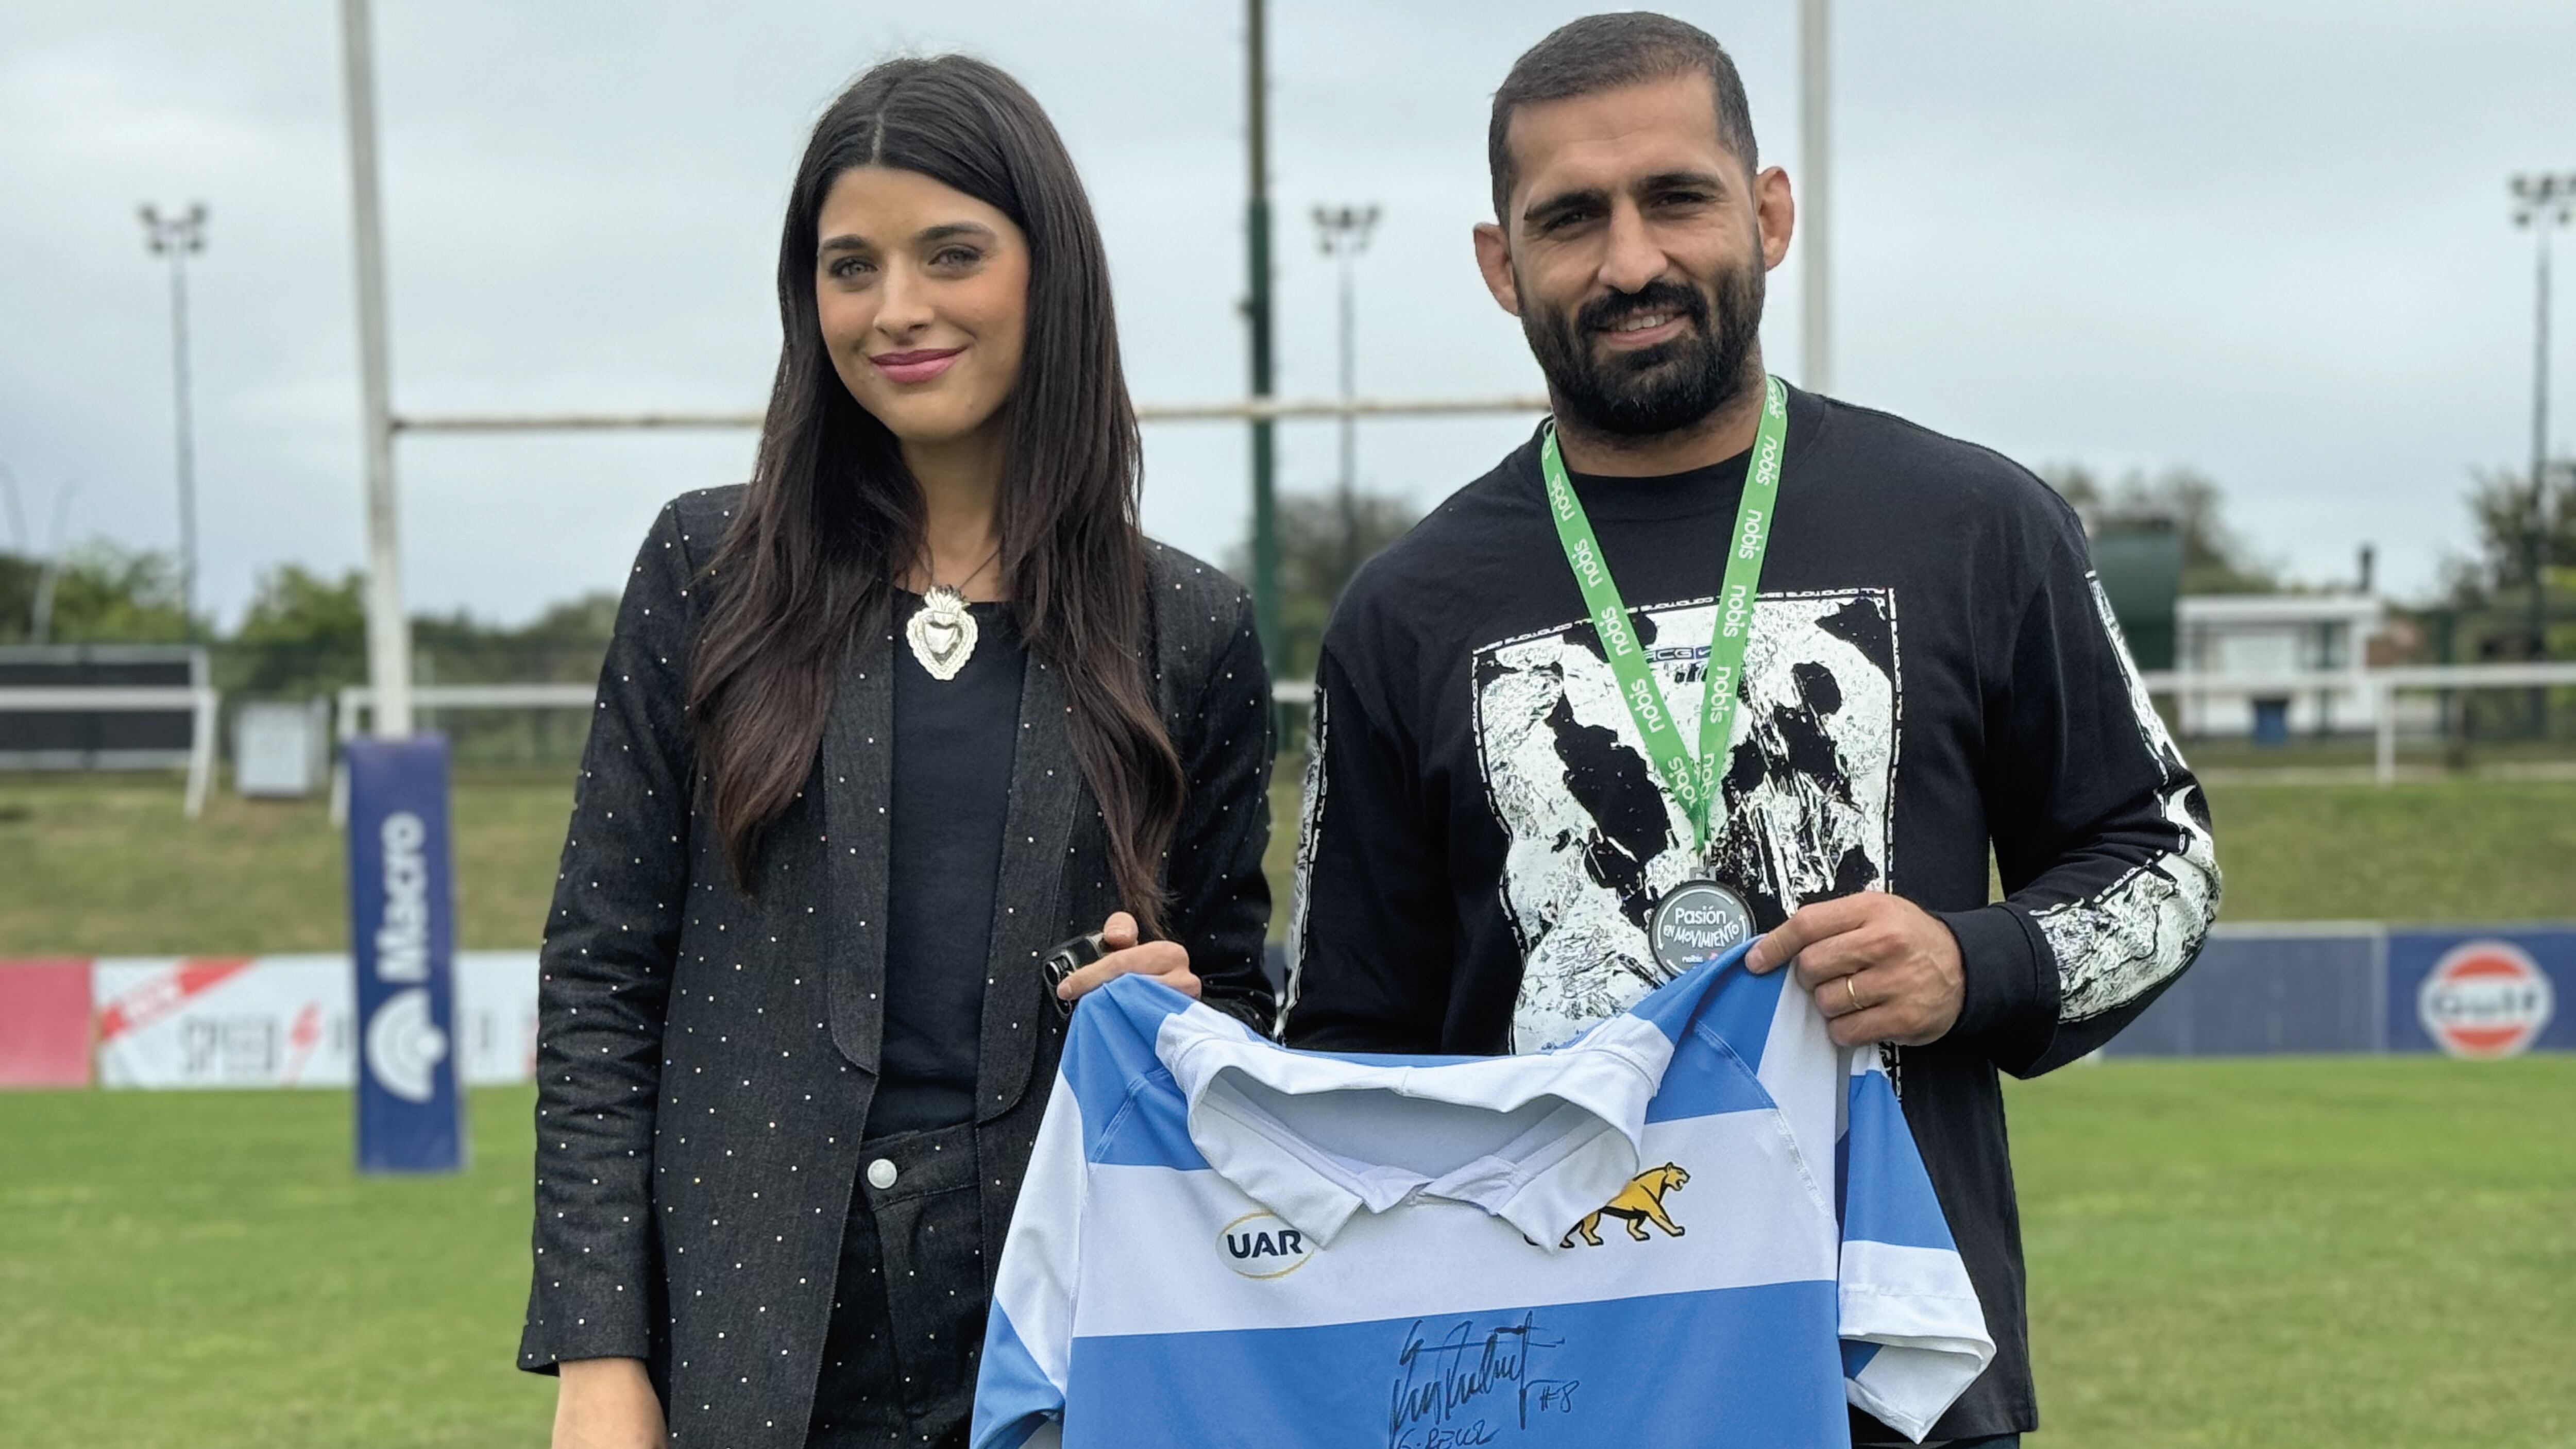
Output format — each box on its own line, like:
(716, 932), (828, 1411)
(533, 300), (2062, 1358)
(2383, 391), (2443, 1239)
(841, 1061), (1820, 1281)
(1386, 1312), (1581, 1448)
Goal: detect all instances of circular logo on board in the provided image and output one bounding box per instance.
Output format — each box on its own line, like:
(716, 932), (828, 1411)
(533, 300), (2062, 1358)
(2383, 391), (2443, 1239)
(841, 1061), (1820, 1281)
(1217, 1211), (1313, 1280)
(365, 987), (450, 1102)
(2417, 941), (2554, 1060)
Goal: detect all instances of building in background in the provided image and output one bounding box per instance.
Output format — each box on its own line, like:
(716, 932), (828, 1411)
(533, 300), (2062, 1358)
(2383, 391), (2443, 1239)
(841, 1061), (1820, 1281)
(2176, 594), (2386, 741)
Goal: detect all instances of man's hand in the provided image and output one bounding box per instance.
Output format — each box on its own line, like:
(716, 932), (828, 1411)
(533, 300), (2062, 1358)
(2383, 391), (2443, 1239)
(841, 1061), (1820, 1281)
(1055, 911), (1201, 1003)
(1742, 892), (1963, 1047)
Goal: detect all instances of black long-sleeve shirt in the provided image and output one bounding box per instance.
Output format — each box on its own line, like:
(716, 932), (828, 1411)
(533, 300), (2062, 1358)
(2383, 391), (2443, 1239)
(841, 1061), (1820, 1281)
(1279, 386), (2221, 1441)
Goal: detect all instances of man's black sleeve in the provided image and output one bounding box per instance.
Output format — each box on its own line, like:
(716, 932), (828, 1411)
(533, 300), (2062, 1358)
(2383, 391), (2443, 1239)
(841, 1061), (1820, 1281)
(1938, 489), (2224, 1077)
(1275, 637), (1458, 1052)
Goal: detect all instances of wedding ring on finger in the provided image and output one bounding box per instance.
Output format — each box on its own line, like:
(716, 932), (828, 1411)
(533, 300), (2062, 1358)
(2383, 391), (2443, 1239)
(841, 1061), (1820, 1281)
(1843, 975), (1863, 1014)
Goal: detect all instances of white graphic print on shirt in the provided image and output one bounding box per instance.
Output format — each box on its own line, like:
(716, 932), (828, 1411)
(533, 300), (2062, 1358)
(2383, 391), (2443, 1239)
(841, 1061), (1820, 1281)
(1470, 589), (1902, 1050)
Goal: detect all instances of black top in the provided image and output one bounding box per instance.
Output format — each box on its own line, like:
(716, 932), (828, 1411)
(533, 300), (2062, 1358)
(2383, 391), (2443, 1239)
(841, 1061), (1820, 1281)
(1279, 386), (2222, 1441)
(519, 486), (1280, 1449)
(868, 594), (1025, 1139)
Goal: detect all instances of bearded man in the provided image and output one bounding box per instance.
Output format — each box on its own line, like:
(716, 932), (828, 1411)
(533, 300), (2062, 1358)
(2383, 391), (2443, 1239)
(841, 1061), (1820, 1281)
(1278, 13), (2222, 1446)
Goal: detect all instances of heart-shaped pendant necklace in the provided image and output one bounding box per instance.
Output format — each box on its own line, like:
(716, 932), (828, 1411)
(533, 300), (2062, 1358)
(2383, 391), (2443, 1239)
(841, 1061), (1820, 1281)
(905, 547), (999, 681)
(906, 585), (977, 680)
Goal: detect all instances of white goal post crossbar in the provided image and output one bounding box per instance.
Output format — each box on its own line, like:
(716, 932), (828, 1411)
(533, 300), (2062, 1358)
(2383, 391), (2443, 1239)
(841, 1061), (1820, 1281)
(388, 396), (1554, 434)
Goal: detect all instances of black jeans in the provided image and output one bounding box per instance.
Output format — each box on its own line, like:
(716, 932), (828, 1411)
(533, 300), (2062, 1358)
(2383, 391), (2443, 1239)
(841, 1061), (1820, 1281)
(805, 1121), (986, 1448)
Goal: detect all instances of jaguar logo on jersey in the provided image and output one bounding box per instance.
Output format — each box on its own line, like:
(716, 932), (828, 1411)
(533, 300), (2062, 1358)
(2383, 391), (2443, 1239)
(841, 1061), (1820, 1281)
(2418, 940), (2555, 1059)
(1219, 1210), (1314, 1279)
(1561, 1162), (1689, 1247)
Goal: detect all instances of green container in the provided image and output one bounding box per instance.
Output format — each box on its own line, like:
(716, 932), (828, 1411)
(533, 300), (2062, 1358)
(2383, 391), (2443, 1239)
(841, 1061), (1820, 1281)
(2093, 521), (2181, 671)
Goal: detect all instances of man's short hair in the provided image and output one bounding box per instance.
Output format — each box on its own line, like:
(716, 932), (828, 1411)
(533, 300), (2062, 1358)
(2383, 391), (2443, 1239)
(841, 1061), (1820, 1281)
(1487, 12), (1759, 224)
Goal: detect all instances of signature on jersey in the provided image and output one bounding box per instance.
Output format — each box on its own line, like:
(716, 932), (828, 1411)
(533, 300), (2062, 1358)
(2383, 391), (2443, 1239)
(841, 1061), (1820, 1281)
(1387, 1311), (1579, 1448)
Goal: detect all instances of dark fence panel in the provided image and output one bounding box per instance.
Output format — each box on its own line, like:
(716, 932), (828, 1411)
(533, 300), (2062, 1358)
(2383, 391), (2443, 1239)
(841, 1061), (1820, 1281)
(2107, 929), (2380, 1058)
(0, 645), (200, 764)
(2102, 924), (2574, 1058)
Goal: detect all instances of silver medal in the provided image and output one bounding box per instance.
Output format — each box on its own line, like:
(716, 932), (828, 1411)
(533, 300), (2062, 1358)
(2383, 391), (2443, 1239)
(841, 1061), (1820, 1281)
(1649, 880), (1756, 977)
(905, 585), (979, 681)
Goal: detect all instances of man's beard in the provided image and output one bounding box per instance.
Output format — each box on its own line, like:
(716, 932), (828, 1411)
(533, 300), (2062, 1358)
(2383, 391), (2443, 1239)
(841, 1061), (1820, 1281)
(1522, 264), (1764, 439)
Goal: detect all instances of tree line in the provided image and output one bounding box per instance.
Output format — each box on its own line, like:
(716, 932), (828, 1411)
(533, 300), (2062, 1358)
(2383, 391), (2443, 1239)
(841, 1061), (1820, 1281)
(5, 457), (2564, 709)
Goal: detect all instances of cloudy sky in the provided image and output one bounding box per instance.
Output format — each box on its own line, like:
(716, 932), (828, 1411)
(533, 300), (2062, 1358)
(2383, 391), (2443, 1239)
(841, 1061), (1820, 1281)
(2, 0), (2568, 626)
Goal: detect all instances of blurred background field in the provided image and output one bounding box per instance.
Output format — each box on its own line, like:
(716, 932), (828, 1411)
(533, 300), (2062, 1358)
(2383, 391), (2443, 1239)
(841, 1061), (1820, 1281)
(5, 1060), (2569, 1448)
(7, 1), (2576, 1444)
(7, 768), (2576, 956)
(6, 760), (2571, 1446)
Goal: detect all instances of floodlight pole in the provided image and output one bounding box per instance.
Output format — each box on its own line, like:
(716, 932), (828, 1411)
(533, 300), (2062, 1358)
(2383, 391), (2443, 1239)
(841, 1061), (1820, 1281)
(2511, 172), (2573, 732)
(1244, 0), (1281, 679)
(338, 0), (412, 738)
(31, 482), (75, 645)
(140, 203), (208, 635)
(1799, 0), (1832, 396)
(1314, 203), (1381, 586)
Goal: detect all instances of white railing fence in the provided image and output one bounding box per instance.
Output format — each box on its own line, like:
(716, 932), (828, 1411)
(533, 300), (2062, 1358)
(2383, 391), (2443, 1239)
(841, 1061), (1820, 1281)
(303, 658), (2576, 826)
(2133, 662), (2576, 785)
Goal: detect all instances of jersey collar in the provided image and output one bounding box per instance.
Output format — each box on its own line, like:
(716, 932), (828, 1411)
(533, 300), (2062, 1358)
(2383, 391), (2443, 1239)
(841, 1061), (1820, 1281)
(1154, 1008), (1680, 1252)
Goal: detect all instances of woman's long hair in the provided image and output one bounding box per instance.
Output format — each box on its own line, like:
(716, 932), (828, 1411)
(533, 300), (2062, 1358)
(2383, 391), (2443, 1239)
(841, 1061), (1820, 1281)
(689, 56), (1184, 931)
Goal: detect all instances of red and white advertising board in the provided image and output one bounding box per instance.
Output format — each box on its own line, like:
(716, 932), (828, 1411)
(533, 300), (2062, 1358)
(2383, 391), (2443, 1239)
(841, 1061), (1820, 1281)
(92, 952), (537, 1089)
(454, 951), (541, 1086)
(2415, 940), (2557, 1060)
(0, 960), (94, 1086)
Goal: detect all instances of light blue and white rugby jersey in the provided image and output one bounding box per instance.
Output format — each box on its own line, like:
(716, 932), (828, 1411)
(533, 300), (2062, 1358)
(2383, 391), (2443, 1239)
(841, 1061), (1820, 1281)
(971, 944), (1992, 1448)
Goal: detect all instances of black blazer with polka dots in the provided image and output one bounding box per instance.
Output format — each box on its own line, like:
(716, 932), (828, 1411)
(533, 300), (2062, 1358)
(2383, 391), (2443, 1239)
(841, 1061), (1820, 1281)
(517, 485), (1276, 1442)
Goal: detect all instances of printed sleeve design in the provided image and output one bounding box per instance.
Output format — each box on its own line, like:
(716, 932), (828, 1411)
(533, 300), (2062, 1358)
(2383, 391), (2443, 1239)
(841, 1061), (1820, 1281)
(1274, 674), (1332, 1036)
(2030, 577), (2222, 1024)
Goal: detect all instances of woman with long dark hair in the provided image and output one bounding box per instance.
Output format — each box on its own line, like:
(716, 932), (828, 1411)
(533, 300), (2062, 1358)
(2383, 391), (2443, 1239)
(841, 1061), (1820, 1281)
(518, 56), (1275, 1448)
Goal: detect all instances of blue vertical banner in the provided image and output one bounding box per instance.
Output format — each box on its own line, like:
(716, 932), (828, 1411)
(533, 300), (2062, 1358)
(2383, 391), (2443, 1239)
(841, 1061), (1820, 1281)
(347, 734), (464, 1172)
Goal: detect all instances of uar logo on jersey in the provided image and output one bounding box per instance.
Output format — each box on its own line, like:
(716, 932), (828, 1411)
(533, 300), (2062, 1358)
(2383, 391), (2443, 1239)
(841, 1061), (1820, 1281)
(1219, 1211), (1313, 1278)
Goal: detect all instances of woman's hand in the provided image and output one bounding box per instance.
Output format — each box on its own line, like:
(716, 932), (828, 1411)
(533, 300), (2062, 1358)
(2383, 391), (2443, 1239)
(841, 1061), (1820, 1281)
(1054, 911), (1199, 1004)
(553, 1357), (667, 1449)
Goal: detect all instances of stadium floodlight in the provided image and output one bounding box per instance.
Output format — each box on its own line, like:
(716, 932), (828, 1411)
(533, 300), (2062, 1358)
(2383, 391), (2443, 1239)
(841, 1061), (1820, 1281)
(139, 202), (208, 637)
(2508, 172), (2576, 705)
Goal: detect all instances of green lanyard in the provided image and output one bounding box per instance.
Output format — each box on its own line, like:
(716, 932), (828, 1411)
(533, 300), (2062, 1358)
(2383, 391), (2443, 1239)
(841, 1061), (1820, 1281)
(1540, 374), (1789, 856)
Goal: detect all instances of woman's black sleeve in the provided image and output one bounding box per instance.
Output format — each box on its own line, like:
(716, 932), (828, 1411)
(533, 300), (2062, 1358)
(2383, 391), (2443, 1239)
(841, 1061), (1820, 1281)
(518, 501), (702, 1372)
(1163, 592), (1279, 1033)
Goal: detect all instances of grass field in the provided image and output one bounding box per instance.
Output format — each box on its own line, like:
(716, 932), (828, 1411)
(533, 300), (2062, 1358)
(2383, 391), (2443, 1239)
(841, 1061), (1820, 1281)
(0, 770), (568, 956)
(4, 766), (2571, 1446)
(3, 1060), (2569, 1448)
(3, 770), (2573, 957)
